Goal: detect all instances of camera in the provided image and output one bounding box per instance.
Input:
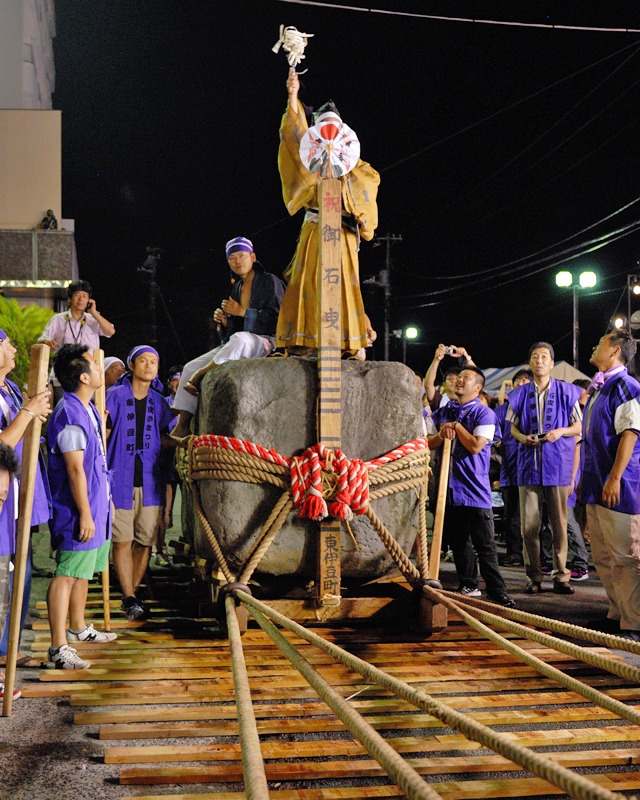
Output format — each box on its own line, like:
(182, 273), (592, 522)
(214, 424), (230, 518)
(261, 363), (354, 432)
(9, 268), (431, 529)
(443, 346), (457, 356)
(532, 433), (546, 442)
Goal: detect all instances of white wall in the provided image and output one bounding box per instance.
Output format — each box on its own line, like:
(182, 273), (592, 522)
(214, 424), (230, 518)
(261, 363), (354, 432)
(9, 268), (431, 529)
(0, 1), (24, 109)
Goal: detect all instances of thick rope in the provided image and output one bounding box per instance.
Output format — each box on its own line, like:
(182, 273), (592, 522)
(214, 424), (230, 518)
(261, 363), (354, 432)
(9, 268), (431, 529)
(417, 482), (429, 579)
(192, 481), (235, 584)
(238, 493), (295, 585)
(247, 601), (445, 800)
(183, 434), (430, 584)
(423, 585), (640, 729)
(236, 590), (622, 800)
(440, 588), (640, 656)
(449, 593), (640, 697)
(225, 596), (269, 800)
(364, 505), (421, 584)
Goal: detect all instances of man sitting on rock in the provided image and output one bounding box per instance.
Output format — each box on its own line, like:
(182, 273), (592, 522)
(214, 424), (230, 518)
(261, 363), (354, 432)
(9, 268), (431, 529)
(172, 237), (285, 439)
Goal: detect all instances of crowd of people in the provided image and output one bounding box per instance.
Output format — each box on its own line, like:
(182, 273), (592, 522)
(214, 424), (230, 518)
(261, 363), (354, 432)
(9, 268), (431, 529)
(423, 332), (640, 641)
(1, 225), (640, 701)
(0, 235), (284, 691)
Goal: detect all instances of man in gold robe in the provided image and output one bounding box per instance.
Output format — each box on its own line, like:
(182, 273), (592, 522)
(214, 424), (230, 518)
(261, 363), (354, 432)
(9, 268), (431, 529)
(276, 68), (380, 356)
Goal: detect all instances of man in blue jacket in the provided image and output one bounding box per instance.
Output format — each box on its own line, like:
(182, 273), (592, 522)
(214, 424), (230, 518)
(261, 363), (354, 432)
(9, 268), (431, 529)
(429, 366), (515, 607)
(580, 329), (640, 640)
(507, 342), (582, 595)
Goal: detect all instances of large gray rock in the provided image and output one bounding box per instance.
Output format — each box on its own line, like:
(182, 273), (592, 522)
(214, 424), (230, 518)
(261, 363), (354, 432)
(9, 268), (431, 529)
(194, 358), (424, 579)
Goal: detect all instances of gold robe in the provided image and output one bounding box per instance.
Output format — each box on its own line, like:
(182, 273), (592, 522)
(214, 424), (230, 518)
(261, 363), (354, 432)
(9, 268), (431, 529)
(275, 101), (380, 352)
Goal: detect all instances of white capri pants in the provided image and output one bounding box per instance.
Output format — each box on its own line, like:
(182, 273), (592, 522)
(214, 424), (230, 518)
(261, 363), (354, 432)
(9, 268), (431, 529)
(173, 332), (272, 415)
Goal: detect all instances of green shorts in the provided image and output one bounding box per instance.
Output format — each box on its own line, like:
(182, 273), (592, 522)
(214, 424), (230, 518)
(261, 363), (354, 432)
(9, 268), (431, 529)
(55, 539), (111, 580)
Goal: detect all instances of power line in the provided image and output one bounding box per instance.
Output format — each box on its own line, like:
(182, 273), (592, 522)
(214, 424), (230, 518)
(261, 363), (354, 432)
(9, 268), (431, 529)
(278, 1), (640, 34)
(423, 194), (640, 280)
(406, 224), (640, 309)
(438, 44), (640, 215)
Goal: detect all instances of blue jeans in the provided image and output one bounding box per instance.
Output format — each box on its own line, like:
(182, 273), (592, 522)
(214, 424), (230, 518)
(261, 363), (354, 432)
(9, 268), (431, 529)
(0, 548), (32, 656)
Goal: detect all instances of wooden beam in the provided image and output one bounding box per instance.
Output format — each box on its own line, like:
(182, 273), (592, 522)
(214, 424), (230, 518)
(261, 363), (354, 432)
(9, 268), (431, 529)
(2, 343), (49, 716)
(317, 177), (343, 609)
(104, 725), (640, 764)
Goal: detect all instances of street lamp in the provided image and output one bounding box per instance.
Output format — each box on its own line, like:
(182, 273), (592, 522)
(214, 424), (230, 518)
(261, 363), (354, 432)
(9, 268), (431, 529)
(392, 327), (420, 364)
(555, 270), (597, 369)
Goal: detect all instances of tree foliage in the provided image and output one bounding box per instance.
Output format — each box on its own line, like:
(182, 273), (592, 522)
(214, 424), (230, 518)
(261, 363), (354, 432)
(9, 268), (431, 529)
(0, 297), (54, 391)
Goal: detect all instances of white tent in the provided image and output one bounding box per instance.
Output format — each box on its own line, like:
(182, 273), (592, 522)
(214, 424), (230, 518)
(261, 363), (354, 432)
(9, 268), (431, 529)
(483, 361), (591, 394)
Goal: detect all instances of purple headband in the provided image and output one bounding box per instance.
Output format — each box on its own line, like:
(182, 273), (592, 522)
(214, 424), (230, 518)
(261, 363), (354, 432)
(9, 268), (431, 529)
(0, 328), (6, 341)
(225, 236), (253, 258)
(127, 346), (160, 366)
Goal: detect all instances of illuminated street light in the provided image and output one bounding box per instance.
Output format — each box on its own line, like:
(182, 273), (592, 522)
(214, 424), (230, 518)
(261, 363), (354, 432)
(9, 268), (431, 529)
(405, 326), (418, 339)
(555, 270), (598, 369)
(579, 271), (597, 288)
(614, 316), (625, 329)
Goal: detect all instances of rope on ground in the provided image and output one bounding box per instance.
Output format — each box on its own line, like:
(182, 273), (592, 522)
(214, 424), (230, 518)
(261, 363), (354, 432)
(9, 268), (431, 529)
(440, 588), (640, 655)
(423, 585), (640, 729)
(224, 595), (270, 800)
(235, 589), (623, 800)
(179, 434), (430, 585)
(448, 592), (640, 692)
(246, 599), (445, 800)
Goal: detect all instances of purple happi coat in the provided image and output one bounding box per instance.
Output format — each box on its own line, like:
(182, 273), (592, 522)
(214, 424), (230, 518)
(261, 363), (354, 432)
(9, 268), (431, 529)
(0, 378), (51, 556)
(580, 368), (640, 515)
(106, 379), (174, 510)
(508, 378), (582, 487)
(46, 392), (111, 552)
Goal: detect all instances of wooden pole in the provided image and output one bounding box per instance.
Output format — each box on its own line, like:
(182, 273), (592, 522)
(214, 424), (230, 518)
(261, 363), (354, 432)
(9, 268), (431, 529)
(2, 343), (49, 716)
(316, 178), (342, 609)
(427, 438), (452, 581)
(93, 349), (111, 633)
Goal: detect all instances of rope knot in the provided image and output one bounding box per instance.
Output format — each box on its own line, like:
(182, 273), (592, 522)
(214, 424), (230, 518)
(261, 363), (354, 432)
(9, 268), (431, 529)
(290, 444), (368, 521)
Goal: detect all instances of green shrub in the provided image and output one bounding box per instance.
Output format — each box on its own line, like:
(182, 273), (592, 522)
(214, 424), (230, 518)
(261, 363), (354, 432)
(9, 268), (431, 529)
(0, 296), (54, 390)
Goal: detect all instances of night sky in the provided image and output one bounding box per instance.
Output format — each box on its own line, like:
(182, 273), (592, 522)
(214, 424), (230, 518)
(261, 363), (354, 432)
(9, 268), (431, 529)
(51, 1), (640, 377)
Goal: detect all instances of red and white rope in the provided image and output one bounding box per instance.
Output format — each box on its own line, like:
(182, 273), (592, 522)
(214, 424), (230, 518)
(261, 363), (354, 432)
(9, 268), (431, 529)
(191, 434), (428, 521)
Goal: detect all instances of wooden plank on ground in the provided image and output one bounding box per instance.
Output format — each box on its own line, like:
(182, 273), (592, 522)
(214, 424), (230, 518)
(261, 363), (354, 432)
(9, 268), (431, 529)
(75, 684), (640, 726)
(104, 725), (640, 764)
(99, 705), (625, 740)
(119, 772), (640, 800)
(117, 748), (640, 784)
(60, 672), (631, 706)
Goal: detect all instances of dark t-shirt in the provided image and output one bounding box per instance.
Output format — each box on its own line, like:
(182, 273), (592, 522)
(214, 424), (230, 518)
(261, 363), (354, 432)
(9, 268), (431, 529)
(133, 396), (146, 487)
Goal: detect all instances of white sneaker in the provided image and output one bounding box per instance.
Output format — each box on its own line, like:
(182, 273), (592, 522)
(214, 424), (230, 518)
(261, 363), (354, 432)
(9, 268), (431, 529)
(67, 624), (118, 644)
(48, 644), (91, 670)
(458, 586), (482, 597)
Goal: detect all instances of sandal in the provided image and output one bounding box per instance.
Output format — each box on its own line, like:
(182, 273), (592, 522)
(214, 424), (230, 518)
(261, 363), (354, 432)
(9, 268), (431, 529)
(0, 653), (42, 668)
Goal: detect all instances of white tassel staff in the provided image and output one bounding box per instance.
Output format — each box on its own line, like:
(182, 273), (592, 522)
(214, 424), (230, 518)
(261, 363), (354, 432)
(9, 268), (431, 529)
(272, 25), (314, 72)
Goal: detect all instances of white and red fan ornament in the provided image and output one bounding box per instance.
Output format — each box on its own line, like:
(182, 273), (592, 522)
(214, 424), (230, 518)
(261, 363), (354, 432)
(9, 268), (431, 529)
(300, 115), (360, 179)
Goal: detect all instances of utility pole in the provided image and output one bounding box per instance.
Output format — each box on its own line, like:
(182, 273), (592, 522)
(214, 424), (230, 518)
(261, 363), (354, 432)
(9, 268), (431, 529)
(363, 233), (402, 361)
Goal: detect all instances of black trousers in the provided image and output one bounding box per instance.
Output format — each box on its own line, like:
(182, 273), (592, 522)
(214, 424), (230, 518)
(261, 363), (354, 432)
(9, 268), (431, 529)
(444, 504), (508, 597)
(501, 486), (522, 558)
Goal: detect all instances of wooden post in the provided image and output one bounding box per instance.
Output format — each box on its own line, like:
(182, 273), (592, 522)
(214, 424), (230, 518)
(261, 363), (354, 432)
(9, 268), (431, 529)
(427, 438), (452, 581)
(93, 349), (111, 633)
(2, 344), (49, 716)
(316, 178), (342, 609)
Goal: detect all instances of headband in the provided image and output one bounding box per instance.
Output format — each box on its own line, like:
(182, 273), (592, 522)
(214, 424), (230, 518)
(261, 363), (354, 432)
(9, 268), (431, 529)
(225, 236), (254, 258)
